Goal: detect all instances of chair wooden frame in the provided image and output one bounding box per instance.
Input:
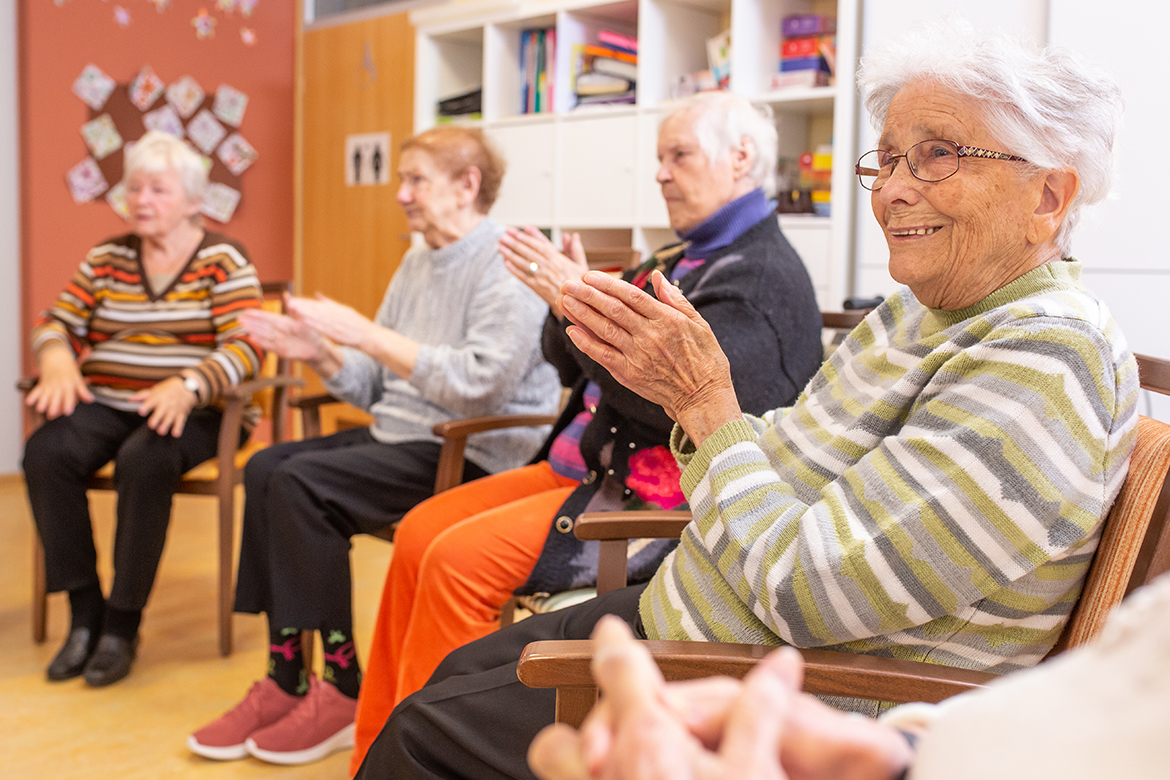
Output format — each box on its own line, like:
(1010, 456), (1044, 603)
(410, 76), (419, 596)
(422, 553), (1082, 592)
(27, 280), (303, 657)
(517, 353), (1170, 727)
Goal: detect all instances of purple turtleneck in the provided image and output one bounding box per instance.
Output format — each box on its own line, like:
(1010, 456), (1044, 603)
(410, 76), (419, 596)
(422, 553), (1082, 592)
(680, 187), (773, 259)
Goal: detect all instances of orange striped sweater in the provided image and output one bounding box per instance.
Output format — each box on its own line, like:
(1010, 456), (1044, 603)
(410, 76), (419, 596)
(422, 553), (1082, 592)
(32, 232), (265, 422)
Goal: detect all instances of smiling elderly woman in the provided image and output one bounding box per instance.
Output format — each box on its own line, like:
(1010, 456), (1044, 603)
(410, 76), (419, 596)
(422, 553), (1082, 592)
(350, 21), (1140, 780)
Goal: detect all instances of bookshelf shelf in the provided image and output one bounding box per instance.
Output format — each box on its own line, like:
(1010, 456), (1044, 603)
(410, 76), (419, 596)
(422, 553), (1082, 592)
(411, 0), (860, 309)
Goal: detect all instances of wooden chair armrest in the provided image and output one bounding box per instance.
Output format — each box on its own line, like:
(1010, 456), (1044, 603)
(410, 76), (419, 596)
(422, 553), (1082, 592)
(574, 511), (693, 541)
(288, 392), (343, 410)
(518, 639), (998, 726)
(223, 375), (305, 401)
(17, 376), (38, 393)
(431, 414), (558, 494)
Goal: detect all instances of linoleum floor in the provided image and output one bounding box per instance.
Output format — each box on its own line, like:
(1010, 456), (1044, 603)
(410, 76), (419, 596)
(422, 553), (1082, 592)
(0, 477), (395, 779)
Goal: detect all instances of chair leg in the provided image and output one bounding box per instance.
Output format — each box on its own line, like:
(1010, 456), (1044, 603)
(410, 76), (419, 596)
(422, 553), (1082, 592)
(32, 533), (47, 643)
(218, 483), (235, 657)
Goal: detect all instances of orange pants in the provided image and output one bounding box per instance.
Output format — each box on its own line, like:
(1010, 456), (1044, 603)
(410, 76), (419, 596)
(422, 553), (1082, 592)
(350, 461), (578, 775)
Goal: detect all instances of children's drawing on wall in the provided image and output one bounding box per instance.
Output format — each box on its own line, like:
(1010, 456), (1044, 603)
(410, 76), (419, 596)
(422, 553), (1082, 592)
(345, 133), (391, 187)
(65, 63), (256, 225)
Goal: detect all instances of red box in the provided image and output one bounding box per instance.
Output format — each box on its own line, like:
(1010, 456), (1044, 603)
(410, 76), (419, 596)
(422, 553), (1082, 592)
(781, 37), (821, 58)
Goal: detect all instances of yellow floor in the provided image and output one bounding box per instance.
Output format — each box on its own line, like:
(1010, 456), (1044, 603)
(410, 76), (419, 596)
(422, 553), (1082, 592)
(0, 477), (394, 779)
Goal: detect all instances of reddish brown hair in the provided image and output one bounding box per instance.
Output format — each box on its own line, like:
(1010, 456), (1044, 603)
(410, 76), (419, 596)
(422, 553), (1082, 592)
(400, 126), (506, 213)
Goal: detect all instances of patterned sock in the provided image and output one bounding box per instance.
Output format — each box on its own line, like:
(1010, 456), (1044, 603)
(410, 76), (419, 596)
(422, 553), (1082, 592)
(321, 628), (361, 699)
(68, 584), (105, 633)
(267, 626), (308, 697)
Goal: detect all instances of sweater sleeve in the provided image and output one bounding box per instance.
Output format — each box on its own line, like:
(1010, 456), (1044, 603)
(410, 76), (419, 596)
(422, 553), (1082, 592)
(408, 266), (549, 418)
(667, 325), (1138, 648)
(30, 257), (99, 358)
(186, 254), (266, 403)
(322, 281), (398, 412)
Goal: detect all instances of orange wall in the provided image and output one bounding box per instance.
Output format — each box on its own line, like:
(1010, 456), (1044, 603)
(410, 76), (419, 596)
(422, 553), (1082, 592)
(19, 0), (296, 373)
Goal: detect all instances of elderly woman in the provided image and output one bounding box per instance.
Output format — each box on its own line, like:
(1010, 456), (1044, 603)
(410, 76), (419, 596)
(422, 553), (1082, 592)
(348, 91), (824, 773)
(352, 21), (1138, 780)
(188, 126), (560, 766)
(24, 130), (264, 687)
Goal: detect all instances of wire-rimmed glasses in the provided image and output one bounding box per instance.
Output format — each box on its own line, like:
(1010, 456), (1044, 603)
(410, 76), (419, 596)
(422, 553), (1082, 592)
(855, 139), (1028, 191)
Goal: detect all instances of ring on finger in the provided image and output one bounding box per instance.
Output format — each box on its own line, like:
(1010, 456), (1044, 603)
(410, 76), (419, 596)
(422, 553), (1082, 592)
(528, 261), (539, 276)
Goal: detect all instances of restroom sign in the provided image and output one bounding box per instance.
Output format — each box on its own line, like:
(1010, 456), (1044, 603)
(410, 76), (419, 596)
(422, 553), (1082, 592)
(345, 132), (391, 186)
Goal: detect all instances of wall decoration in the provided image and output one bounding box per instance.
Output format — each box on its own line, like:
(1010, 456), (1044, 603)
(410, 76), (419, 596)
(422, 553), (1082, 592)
(147, 0), (171, 12)
(192, 9), (216, 39)
(81, 114), (123, 160)
(212, 84), (248, 127)
(200, 182), (241, 223)
(216, 0), (238, 13)
(106, 181), (131, 220)
(217, 133), (257, 175)
(72, 64), (116, 111)
(240, 0), (258, 17)
(186, 108), (227, 153)
(66, 157), (109, 203)
(240, 27), (257, 46)
(143, 103), (185, 138)
(128, 65), (165, 111)
(114, 6), (131, 27)
(165, 76), (205, 119)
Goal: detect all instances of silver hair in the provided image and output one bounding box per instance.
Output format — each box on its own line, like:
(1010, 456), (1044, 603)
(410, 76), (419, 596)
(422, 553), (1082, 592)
(857, 17), (1124, 256)
(668, 92), (779, 196)
(123, 130), (209, 205)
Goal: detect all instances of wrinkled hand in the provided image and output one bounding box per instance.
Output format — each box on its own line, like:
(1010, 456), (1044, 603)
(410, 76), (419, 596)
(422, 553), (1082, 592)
(286, 293), (377, 351)
(558, 270), (740, 446)
(27, 344), (94, 419)
(239, 306), (325, 362)
(528, 617), (913, 780)
(130, 376), (197, 437)
(501, 227), (589, 315)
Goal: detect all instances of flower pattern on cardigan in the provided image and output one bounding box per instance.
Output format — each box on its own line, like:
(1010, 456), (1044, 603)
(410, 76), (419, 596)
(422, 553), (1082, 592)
(625, 445), (685, 509)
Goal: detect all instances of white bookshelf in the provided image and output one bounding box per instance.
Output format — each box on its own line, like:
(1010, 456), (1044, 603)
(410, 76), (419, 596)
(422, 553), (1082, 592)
(411, 0), (859, 309)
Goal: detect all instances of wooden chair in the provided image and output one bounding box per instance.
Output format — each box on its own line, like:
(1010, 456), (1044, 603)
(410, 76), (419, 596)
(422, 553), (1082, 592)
(517, 353), (1170, 726)
(26, 280), (304, 657)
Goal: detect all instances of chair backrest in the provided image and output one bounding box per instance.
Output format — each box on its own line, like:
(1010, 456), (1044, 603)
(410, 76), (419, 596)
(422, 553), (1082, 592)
(252, 280), (294, 443)
(821, 310), (868, 357)
(1046, 352), (1170, 656)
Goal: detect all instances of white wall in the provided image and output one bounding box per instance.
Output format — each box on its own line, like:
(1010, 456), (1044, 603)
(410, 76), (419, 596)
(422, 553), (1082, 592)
(0, 0), (22, 473)
(851, 0), (1170, 422)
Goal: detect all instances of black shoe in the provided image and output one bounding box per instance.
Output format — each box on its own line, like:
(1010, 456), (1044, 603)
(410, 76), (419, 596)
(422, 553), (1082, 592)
(83, 634), (138, 687)
(46, 627), (100, 681)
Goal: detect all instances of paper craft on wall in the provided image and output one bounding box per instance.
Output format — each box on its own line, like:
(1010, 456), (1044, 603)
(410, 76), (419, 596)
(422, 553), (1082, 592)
(216, 0), (237, 13)
(166, 76), (205, 119)
(240, 28), (257, 46)
(147, 0), (170, 11)
(200, 182), (241, 223)
(186, 108), (227, 154)
(217, 133), (257, 175)
(81, 114), (123, 160)
(73, 65), (116, 111)
(192, 9), (216, 39)
(66, 157), (109, 203)
(106, 181), (130, 220)
(239, 0), (257, 16)
(129, 66), (165, 111)
(143, 104), (185, 138)
(114, 6), (131, 27)
(212, 84), (248, 127)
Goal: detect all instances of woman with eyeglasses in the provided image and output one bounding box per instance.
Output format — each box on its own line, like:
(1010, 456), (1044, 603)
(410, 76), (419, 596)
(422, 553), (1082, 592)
(350, 20), (1143, 780)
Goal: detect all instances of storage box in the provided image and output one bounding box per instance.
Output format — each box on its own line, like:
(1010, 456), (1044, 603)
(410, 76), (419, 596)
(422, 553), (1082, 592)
(780, 55), (831, 73)
(771, 70), (830, 90)
(781, 14), (836, 38)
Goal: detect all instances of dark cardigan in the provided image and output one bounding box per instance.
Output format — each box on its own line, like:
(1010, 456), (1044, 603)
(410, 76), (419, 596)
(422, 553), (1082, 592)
(518, 213), (824, 595)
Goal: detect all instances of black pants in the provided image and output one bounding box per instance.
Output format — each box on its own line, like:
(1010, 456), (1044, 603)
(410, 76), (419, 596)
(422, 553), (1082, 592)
(23, 402), (225, 612)
(356, 583), (648, 780)
(232, 428), (489, 630)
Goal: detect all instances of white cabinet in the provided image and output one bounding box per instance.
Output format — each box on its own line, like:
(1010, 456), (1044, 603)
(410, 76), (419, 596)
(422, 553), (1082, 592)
(411, 0), (860, 309)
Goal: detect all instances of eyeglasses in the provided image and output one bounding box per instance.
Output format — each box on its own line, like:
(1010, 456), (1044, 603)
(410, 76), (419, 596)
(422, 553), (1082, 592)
(855, 139), (1028, 191)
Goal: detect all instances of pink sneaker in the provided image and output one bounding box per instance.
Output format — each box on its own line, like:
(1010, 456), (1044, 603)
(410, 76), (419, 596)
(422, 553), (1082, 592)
(187, 677), (303, 760)
(245, 678), (357, 765)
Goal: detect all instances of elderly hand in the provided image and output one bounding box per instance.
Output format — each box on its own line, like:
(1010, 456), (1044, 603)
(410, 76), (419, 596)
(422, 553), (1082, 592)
(528, 617), (913, 780)
(27, 343), (94, 419)
(240, 305), (326, 362)
(130, 376), (197, 437)
(501, 227), (589, 316)
(558, 270), (742, 447)
(286, 293), (378, 352)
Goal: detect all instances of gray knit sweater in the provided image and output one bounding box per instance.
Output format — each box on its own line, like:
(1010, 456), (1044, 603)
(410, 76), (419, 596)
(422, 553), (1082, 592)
(322, 217), (560, 474)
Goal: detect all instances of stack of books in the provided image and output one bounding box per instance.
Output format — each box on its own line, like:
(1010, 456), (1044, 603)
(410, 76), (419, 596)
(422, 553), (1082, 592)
(773, 14), (836, 90)
(436, 88), (482, 123)
(571, 29), (637, 107)
(520, 28), (556, 114)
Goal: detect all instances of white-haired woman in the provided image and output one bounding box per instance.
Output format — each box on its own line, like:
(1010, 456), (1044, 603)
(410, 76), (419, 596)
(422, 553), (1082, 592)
(347, 91), (823, 773)
(24, 130), (264, 687)
(352, 21), (1140, 780)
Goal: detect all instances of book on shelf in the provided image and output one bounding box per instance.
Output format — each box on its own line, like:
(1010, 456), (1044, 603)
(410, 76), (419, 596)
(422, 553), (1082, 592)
(571, 41), (637, 108)
(781, 14), (836, 38)
(437, 87), (482, 118)
(771, 70), (830, 90)
(520, 27), (556, 114)
(591, 55), (636, 82)
(706, 30), (731, 89)
(576, 90), (635, 106)
(576, 71), (633, 95)
(597, 28), (637, 55)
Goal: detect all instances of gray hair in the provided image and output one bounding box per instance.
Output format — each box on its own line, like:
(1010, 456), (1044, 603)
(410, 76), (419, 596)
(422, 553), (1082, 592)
(123, 130), (209, 204)
(858, 17), (1124, 256)
(668, 93), (779, 196)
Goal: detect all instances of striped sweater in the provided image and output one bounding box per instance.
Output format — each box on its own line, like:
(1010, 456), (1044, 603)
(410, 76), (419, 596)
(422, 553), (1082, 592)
(641, 259), (1139, 675)
(31, 232), (264, 419)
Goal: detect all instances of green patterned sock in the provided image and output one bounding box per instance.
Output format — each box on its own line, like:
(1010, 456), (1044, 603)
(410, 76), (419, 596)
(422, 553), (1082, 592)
(321, 628), (361, 699)
(267, 626), (308, 696)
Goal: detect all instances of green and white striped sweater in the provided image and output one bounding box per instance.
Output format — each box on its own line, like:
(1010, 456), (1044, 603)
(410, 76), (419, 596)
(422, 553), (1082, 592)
(640, 260), (1139, 674)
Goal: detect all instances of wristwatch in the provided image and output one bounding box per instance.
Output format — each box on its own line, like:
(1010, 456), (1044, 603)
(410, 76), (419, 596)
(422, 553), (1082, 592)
(182, 374), (202, 400)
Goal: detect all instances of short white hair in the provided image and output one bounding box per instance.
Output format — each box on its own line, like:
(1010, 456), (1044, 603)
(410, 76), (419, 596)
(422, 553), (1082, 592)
(123, 130), (209, 203)
(668, 93), (779, 196)
(858, 17), (1124, 256)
